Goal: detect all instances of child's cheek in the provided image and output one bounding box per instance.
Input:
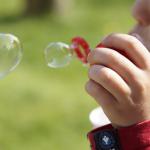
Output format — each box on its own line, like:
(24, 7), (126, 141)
(130, 25), (150, 52)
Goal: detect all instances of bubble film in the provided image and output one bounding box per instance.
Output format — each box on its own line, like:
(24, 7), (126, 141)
(0, 34), (22, 78)
(45, 42), (72, 68)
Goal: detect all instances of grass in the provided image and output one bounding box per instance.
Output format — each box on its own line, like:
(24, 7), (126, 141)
(0, 0), (134, 149)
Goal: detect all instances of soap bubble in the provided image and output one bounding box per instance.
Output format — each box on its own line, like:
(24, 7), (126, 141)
(45, 42), (72, 68)
(0, 33), (23, 78)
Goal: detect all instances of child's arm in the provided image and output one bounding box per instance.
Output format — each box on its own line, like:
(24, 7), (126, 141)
(86, 33), (150, 150)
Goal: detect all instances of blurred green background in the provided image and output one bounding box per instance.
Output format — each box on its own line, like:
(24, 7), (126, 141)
(0, 0), (135, 150)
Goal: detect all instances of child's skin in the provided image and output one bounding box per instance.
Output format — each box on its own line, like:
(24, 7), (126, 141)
(130, 0), (150, 50)
(86, 0), (150, 128)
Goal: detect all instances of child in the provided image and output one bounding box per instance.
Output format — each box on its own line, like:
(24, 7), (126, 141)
(86, 0), (150, 149)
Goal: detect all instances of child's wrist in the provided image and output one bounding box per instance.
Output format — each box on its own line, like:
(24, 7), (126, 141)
(111, 114), (150, 129)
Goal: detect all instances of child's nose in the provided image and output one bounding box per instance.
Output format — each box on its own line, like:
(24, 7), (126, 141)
(133, 11), (150, 26)
(132, 0), (150, 26)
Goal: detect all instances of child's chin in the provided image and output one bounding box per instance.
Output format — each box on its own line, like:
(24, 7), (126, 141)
(130, 24), (150, 52)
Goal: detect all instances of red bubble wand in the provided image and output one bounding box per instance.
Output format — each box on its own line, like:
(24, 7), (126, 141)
(45, 36), (104, 68)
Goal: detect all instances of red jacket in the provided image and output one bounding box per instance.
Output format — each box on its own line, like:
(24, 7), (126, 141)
(88, 120), (150, 150)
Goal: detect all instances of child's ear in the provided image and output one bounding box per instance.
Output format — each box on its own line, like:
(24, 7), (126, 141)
(132, 0), (150, 26)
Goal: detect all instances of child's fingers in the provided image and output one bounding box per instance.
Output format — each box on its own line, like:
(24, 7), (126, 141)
(88, 65), (131, 103)
(101, 33), (150, 69)
(87, 47), (140, 87)
(85, 79), (118, 115)
(85, 80), (125, 125)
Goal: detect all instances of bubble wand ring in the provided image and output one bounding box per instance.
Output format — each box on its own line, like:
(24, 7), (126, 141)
(44, 36), (106, 68)
(71, 37), (91, 64)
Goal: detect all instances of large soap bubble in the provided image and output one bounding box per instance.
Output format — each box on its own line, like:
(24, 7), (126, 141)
(0, 33), (23, 78)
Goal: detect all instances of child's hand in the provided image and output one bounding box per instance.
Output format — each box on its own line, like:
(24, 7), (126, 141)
(86, 33), (150, 128)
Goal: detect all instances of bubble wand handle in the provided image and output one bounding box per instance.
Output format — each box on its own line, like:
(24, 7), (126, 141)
(71, 36), (129, 66)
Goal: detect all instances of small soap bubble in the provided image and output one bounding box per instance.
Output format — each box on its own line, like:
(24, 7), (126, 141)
(45, 42), (72, 68)
(0, 33), (23, 78)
